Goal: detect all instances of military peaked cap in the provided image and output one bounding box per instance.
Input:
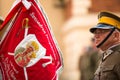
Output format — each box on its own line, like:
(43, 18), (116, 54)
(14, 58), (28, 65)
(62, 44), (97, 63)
(90, 11), (120, 33)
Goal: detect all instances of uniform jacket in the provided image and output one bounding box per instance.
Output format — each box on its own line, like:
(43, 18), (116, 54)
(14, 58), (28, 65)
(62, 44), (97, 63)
(94, 44), (120, 80)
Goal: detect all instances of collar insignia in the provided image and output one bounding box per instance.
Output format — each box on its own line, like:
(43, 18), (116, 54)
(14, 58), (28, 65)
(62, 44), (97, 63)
(103, 49), (113, 60)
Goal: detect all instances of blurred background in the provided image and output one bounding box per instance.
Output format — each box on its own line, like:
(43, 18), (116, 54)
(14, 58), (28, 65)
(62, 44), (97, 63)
(1, 0), (120, 80)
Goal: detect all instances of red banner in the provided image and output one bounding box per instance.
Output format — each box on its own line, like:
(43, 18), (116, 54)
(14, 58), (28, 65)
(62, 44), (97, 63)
(0, 0), (63, 80)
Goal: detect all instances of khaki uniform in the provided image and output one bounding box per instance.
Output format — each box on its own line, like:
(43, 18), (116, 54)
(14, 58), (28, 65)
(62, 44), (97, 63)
(94, 44), (120, 80)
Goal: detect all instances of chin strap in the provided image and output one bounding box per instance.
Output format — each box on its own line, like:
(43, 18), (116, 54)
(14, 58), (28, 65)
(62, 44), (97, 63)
(97, 28), (115, 48)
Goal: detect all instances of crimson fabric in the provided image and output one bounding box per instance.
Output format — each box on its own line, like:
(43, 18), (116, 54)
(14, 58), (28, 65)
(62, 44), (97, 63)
(0, 0), (63, 80)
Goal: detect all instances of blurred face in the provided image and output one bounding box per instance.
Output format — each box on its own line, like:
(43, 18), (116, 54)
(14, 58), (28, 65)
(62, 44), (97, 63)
(93, 28), (116, 50)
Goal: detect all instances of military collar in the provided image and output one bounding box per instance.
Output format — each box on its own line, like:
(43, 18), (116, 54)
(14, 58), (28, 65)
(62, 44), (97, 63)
(110, 44), (120, 52)
(102, 44), (120, 61)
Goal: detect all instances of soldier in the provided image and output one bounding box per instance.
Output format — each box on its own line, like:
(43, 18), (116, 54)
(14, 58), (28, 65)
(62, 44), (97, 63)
(79, 38), (100, 80)
(0, 16), (3, 80)
(89, 11), (120, 80)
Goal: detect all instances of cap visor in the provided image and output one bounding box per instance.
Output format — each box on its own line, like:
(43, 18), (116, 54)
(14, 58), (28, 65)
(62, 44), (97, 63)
(90, 24), (114, 33)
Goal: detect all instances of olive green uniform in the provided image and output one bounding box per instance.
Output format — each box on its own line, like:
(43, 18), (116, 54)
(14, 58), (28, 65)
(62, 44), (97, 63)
(94, 44), (120, 80)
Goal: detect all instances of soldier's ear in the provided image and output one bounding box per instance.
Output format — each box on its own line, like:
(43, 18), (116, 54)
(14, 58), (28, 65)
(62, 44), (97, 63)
(113, 30), (120, 40)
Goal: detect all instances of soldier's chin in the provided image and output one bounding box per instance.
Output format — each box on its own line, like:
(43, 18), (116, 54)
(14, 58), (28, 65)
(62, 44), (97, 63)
(95, 42), (99, 46)
(95, 42), (101, 47)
